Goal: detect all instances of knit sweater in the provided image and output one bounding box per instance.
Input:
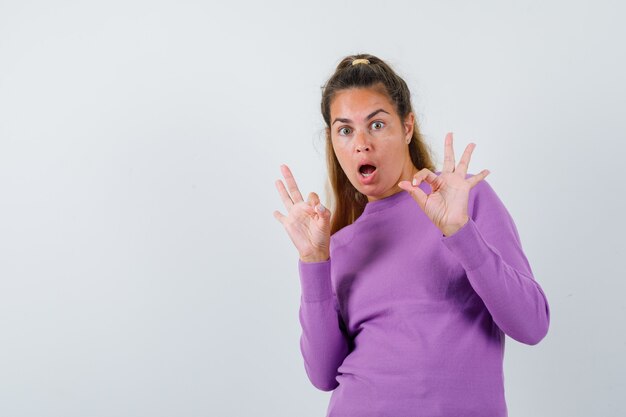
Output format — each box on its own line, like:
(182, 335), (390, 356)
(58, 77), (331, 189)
(297, 174), (550, 417)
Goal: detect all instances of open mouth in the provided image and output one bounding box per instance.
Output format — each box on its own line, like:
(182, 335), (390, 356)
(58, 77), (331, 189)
(359, 164), (377, 177)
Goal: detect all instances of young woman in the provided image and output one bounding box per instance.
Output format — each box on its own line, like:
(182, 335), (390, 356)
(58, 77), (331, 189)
(273, 54), (550, 417)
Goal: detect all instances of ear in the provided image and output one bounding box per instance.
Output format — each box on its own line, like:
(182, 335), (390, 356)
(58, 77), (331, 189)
(403, 112), (415, 141)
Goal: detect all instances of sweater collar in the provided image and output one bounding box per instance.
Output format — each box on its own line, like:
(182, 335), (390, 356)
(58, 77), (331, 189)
(361, 189), (412, 216)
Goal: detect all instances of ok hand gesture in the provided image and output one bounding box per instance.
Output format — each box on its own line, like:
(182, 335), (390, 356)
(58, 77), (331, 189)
(398, 132), (490, 237)
(273, 164), (331, 263)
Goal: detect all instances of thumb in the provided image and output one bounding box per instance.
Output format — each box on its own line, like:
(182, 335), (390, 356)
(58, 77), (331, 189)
(398, 181), (427, 211)
(315, 202), (331, 225)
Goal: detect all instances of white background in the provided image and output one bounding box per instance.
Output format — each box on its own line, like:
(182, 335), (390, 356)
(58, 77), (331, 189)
(1, 0), (624, 416)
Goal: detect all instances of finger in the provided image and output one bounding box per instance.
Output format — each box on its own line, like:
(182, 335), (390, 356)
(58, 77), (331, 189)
(306, 192), (330, 227)
(307, 192), (320, 208)
(442, 132), (455, 173)
(466, 169), (490, 188)
(275, 179), (295, 210)
(456, 142), (475, 177)
(307, 192), (329, 227)
(412, 168), (438, 186)
(273, 210), (286, 225)
(397, 168), (437, 207)
(281, 164), (304, 203)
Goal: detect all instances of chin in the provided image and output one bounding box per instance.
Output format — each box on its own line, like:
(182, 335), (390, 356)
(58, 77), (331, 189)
(359, 188), (383, 201)
(350, 179), (387, 200)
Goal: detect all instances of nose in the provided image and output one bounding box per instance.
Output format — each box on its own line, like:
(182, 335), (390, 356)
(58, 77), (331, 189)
(354, 130), (371, 153)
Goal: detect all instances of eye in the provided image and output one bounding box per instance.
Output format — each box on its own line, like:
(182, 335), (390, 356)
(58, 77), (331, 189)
(371, 121), (385, 130)
(338, 127), (352, 136)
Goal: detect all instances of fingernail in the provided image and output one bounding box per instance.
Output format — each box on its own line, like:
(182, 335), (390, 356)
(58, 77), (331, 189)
(412, 178), (417, 186)
(317, 204), (325, 212)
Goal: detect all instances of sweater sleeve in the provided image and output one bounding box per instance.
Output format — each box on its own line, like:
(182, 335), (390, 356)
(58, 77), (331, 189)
(298, 258), (351, 391)
(440, 178), (550, 345)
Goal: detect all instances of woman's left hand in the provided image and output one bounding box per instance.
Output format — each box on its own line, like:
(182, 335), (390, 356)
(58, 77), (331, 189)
(398, 132), (490, 236)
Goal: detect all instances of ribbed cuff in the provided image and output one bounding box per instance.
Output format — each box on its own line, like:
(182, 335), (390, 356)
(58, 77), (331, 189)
(440, 218), (491, 271)
(298, 258), (332, 302)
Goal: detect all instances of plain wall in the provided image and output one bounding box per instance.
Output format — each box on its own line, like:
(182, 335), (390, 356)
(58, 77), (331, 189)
(1, 0), (624, 416)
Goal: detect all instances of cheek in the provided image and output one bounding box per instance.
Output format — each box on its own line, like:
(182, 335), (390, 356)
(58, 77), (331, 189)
(332, 141), (350, 162)
(380, 138), (408, 164)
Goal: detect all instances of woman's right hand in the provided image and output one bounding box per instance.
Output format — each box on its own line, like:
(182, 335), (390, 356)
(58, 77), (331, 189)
(273, 164), (331, 263)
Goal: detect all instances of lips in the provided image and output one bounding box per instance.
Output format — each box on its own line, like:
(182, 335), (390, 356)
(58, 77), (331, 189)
(359, 164), (376, 177)
(357, 161), (378, 184)
(358, 160), (377, 174)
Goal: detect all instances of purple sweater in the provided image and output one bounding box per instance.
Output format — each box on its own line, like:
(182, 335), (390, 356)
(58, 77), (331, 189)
(297, 175), (550, 417)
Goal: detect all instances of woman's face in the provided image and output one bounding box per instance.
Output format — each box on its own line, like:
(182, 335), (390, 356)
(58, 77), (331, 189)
(329, 85), (416, 202)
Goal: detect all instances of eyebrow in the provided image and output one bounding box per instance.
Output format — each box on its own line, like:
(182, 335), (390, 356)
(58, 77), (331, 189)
(331, 108), (391, 126)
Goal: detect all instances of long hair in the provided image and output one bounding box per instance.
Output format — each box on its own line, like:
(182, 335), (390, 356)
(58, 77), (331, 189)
(321, 53), (436, 235)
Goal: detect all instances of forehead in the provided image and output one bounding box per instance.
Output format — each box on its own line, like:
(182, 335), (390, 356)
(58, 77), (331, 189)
(330, 87), (396, 117)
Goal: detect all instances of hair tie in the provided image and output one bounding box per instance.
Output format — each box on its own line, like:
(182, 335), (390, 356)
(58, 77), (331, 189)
(352, 58), (370, 66)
